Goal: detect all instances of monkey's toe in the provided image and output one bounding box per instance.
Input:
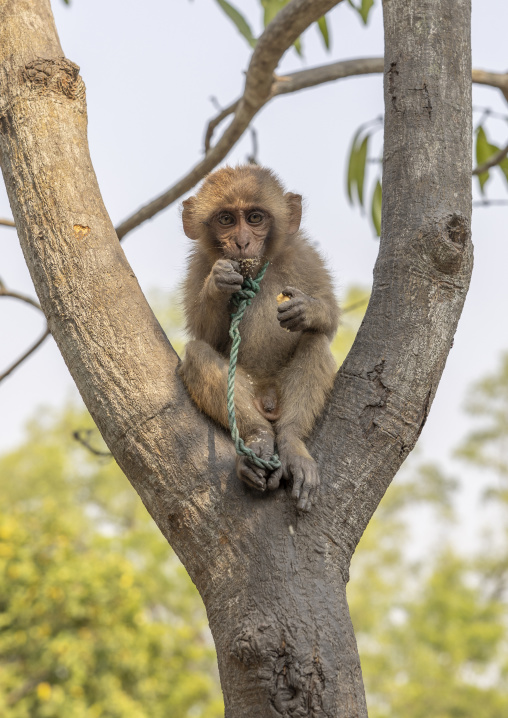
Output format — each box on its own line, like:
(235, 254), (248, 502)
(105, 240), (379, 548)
(284, 454), (320, 512)
(236, 456), (267, 491)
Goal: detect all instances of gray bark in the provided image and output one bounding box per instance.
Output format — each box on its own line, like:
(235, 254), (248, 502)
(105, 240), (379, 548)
(0, 0), (472, 716)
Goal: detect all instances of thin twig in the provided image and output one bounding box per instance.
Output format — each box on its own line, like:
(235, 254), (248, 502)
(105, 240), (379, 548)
(0, 287), (42, 311)
(204, 58), (385, 153)
(342, 297), (369, 314)
(246, 127), (259, 165)
(472, 69), (508, 102)
(72, 429), (112, 458)
(473, 199), (508, 207)
(0, 217), (16, 228)
(114, 0), (345, 241)
(472, 141), (508, 175)
(0, 327), (50, 382)
(0, 286), (49, 383)
(203, 99), (240, 153)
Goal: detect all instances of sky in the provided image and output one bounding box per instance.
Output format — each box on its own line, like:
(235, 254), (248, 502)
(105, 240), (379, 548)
(1, 0), (508, 533)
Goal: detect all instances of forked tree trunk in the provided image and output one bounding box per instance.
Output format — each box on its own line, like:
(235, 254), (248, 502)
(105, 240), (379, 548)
(0, 0), (472, 715)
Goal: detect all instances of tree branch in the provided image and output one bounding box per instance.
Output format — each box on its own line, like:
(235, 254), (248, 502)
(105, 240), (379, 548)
(472, 141), (508, 175)
(473, 68), (508, 102)
(72, 429), (113, 458)
(0, 286), (43, 311)
(114, 0), (344, 240)
(204, 57), (385, 152)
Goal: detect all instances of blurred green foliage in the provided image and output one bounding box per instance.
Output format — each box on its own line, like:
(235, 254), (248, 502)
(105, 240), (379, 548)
(0, 408), (223, 717)
(331, 285), (370, 366)
(2, 300), (508, 716)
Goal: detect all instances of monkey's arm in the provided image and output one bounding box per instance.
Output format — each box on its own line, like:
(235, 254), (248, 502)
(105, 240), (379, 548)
(183, 257), (244, 345)
(277, 286), (339, 338)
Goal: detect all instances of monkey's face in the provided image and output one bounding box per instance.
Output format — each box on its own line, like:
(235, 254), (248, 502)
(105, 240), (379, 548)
(211, 207), (271, 260)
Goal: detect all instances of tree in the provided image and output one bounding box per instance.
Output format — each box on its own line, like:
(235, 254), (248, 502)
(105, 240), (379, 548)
(0, 0), (476, 715)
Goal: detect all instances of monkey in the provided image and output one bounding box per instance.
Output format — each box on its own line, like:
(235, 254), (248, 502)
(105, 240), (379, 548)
(178, 165), (339, 512)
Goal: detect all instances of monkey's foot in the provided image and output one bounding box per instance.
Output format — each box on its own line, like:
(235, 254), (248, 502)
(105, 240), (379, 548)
(276, 443), (319, 512)
(236, 432), (275, 492)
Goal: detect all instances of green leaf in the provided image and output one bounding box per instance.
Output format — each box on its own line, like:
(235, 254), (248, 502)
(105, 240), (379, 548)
(262, 0), (286, 27)
(317, 16), (330, 50)
(346, 129), (370, 207)
(347, 0), (375, 25)
(355, 135), (369, 207)
(214, 0), (257, 48)
(371, 180), (382, 236)
(360, 0), (375, 23)
(346, 128), (363, 204)
(475, 126), (500, 194)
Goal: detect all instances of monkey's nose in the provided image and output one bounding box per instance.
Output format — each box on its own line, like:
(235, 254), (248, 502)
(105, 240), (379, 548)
(236, 240), (250, 250)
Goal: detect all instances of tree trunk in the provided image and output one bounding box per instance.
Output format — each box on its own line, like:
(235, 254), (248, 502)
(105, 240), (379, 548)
(0, 0), (472, 715)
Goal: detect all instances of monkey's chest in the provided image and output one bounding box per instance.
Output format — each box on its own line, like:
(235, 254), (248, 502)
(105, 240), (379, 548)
(233, 290), (299, 377)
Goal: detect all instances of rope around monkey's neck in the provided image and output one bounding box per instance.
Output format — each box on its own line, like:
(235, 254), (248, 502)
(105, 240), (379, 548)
(227, 261), (281, 472)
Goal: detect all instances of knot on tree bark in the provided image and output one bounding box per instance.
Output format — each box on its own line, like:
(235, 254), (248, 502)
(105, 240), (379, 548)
(421, 213), (470, 275)
(23, 58), (85, 103)
(231, 618), (328, 717)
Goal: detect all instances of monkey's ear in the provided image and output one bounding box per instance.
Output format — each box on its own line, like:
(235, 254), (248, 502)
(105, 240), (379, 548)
(182, 197), (200, 240)
(285, 193), (302, 235)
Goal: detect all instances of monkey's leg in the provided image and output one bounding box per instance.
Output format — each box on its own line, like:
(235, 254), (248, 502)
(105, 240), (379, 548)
(179, 340), (276, 491)
(271, 333), (336, 511)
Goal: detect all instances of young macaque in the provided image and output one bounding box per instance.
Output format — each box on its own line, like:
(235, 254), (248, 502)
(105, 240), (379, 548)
(179, 166), (339, 512)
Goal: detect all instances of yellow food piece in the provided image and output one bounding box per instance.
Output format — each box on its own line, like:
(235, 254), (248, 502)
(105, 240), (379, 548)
(276, 293), (291, 305)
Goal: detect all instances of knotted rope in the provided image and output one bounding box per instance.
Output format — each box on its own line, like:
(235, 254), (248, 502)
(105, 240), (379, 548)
(227, 261), (281, 471)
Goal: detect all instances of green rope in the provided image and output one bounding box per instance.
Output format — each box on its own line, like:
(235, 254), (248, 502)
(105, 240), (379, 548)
(227, 261), (281, 472)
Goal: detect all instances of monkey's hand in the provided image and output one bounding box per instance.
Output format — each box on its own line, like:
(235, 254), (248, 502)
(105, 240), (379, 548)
(209, 259), (244, 297)
(277, 286), (320, 332)
(236, 432), (275, 492)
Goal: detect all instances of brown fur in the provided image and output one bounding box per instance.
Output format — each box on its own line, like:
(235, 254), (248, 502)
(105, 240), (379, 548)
(179, 166), (339, 511)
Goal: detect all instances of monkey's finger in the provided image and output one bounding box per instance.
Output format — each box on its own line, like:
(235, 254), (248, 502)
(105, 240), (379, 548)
(217, 272), (244, 286)
(267, 466), (283, 491)
(291, 469), (305, 501)
(277, 305), (304, 321)
(277, 298), (304, 313)
(281, 286), (304, 299)
(217, 259), (240, 272)
(239, 467), (267, 491)
(297, 487), (311, 512)
(217, 282), (243, 293)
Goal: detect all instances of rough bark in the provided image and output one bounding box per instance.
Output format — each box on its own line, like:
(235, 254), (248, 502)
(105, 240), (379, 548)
(0, 0), (472, 716)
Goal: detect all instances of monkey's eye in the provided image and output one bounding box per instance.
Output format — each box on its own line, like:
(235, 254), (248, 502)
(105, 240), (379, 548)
(218, 213), (235, 226)
(247, 211), (264, 224)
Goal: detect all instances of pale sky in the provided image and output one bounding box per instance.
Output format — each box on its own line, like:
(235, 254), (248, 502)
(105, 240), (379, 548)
(1, 0), (508, 533)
